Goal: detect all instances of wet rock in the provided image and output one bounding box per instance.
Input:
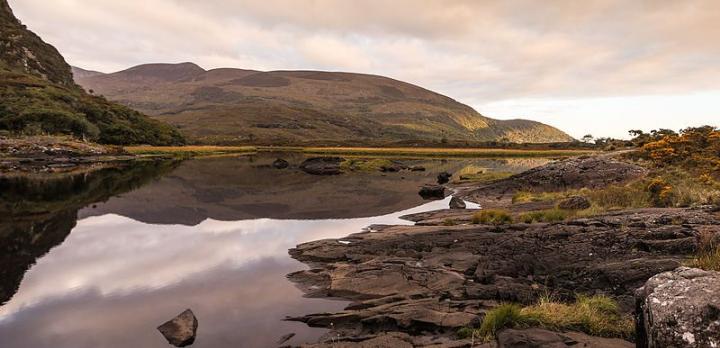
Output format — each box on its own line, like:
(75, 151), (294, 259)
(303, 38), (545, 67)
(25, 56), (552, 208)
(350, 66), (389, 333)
(636, 267), (720, 348)
(380, 163), (404, 172)
(419, 185), (445, 200)
(437, 171), (453, 184)
(272, 158), (289, 169)
(449, 197), (466, 209)
(300, 157), (344, 175)
(410, 166), (426, 172)
(157, 309), (198, 347)
(558, 196), (591, 210)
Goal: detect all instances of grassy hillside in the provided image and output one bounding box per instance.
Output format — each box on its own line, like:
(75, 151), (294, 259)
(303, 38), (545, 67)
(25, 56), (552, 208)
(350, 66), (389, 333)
(76, 63), (575, 146)
(0, 0), (185, 145)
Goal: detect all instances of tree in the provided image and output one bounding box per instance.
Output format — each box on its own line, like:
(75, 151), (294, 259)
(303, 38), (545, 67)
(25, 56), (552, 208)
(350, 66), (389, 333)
(581, 134), (594, 143)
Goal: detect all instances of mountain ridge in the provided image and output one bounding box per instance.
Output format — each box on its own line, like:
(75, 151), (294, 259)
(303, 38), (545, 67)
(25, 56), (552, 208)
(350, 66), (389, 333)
(75, 62), (574, 145)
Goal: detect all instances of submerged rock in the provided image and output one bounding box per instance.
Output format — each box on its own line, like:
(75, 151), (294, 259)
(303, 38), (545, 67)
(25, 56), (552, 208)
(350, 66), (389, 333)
(272, 158), (289, 169)
(410, 166), (426, 172)
(636, 267), (720, 348)
(558, 196), (591, 210)
(437, 171), (452, 184)
(449, 196), (466, 209)
(299, 157), (344, 175)
(157, 309), (198, 347)
(418, 185), (445, 200)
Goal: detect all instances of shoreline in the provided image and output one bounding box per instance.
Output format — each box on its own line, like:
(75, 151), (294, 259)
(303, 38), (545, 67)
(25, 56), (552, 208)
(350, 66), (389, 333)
(284, 154), (720, 347)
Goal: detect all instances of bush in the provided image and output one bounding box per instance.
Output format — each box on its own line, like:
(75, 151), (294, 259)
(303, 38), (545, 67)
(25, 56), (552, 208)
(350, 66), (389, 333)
(472, 209), (513, 225)
(518, 208), (569, 223)
(689, 230), (720, 271)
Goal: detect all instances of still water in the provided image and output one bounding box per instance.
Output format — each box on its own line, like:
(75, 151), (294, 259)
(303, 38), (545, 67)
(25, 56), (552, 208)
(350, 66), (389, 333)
(0, 154), (548, 347)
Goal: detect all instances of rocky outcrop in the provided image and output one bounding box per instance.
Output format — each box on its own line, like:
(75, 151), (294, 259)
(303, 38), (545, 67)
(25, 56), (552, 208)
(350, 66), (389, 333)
(157, 309), (198, 347)
(465, 156), (646, 200)
(497, 328), (633, 348)
(636, 267), (720, 348)
(288, 208), (719, 343)
(558, 196), (591, 210)
(300, 157), (344, 175)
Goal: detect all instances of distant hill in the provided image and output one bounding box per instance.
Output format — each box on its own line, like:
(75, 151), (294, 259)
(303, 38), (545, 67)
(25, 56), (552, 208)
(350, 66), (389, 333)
(0, 0), (184, 145)
(75, 62), (574, 145)
(71, 66), (105, 80)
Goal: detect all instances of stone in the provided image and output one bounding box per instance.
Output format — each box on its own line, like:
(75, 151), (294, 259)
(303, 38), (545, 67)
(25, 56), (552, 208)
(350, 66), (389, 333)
(419, 185), (445, 200)
(558, 196), (591, 210)
(299, 157), (344, 175)
(636, 267), (720, 348)
(277, 332), (295, 345)
(157, 309), (198, 347)
(410, 166), (426, 172)
(497, 328), (634, 348)
(437, 171), (453, 184)
(449, 196), (466, 209)
(272, 158), (289, 169)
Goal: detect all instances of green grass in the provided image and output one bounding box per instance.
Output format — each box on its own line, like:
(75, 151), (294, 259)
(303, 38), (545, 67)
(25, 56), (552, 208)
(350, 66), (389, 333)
(463, 295), (634, 341)
(472, 209), (513, 225)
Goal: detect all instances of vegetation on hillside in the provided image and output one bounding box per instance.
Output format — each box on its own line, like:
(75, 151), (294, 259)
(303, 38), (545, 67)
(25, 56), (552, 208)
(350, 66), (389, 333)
(0, 0), (185, 146)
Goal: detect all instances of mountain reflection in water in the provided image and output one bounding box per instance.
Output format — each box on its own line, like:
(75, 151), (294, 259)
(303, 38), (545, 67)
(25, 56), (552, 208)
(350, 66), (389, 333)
(0, 154), (548, 348)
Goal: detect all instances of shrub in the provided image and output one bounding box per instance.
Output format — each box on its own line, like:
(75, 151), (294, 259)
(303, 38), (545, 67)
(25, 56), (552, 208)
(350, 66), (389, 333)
(442, 218), (457, 226)
(472, 209), (513, 225)
(477, 304), (528, 340)
(518, 208), (569, 223)
(688, 230), (720, 271)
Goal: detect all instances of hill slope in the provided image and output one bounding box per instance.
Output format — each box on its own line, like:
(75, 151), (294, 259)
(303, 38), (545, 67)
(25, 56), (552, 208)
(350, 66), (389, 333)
(75, 63), (574, 145)
(0, 0), (184, 145)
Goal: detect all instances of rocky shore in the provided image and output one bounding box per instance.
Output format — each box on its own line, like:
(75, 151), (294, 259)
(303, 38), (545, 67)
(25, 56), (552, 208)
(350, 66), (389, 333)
(286, 155), (720, 347)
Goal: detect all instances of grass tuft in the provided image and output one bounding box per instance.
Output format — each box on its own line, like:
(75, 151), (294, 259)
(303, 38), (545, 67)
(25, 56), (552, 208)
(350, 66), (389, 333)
(466, 295), (634, 341)
(472, 209), (513, 225)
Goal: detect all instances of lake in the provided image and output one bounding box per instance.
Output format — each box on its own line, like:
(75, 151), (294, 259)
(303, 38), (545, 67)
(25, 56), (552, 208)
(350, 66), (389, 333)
(0, 153), (549, 348)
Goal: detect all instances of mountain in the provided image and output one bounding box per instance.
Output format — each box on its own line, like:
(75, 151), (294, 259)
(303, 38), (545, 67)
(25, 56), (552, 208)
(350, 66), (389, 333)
(0, 0), (184, 145)
(71, 66), (105, 80)
(75, 62), (574, 145)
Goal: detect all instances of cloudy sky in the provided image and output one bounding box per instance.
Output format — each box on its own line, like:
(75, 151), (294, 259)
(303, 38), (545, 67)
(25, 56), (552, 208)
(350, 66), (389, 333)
(10, 0), (720, 138)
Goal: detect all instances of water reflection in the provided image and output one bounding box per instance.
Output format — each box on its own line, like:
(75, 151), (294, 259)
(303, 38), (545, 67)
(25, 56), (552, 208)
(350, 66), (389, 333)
(0, 154), (545, 348)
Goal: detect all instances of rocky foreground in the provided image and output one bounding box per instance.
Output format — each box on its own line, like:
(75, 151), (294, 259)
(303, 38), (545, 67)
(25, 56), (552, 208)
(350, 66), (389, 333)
(286, 156), (720, 347)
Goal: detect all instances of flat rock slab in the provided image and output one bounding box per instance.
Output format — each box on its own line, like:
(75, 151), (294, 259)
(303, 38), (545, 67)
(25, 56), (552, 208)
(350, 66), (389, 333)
(157, 309), (198, 347)
(498, 328), (633, 348)
(636, 267), (720, 348)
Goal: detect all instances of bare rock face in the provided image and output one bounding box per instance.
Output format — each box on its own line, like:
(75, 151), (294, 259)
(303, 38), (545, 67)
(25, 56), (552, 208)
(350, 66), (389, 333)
(558, 196), (591, 210)
(157, 309), (198, 347)
(636, 267), (720, 348)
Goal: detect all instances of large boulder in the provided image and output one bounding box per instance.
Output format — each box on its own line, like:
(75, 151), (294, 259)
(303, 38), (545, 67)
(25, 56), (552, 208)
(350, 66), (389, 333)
(558, 196), (591, 210)
(636, 267), (720, 348)
(157, 309), (198, 347)
(272, 158), (289, 169)
(498, 328), (633, 348)
(418, 185), (445, 200)
(437, 171), (452, 184)
(449, 196), (466, 209)
(299, 157), (344, 175)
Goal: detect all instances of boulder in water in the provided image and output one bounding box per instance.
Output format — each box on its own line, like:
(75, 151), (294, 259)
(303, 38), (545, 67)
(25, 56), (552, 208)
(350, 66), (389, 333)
(437, 171), (452, 184)
(272, 158), (289, 169)
(449, 197), (466, 209)
(157, 309), (198, 347)
(299, 157), (343, 175)
(419, 185), (445, 200)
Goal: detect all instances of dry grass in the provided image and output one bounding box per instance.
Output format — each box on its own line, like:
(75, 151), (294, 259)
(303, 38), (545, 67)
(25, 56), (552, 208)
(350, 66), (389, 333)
(472, 209), (513, 225)
(339, 158), (394, 171)
(291, 147), (595, 158)
(518, 208), (570, 223)
(463, 295), (634, 341)
(688, 230), (720, 271)
(125, 145), (256, 156)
